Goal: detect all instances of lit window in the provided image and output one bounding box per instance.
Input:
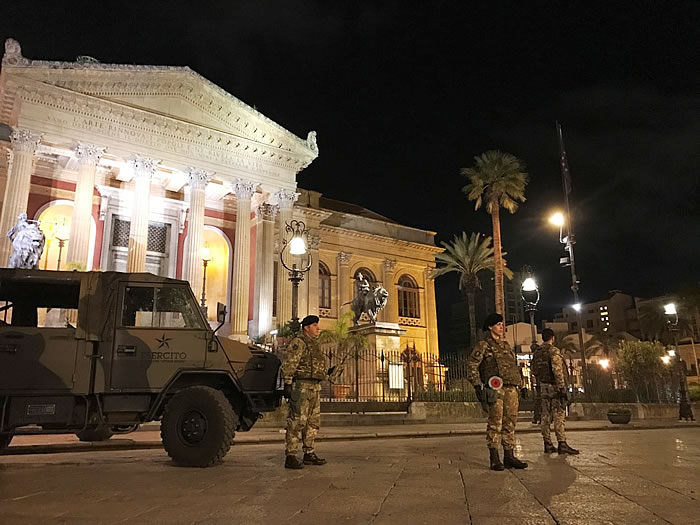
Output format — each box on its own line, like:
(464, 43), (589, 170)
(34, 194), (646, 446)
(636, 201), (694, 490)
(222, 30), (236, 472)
(398, 274), (420, 318)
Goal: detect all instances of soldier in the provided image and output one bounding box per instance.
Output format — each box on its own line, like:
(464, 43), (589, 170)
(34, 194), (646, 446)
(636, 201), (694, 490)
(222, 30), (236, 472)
(531, 328), (579, 455)
(468, 313), (528, 471)
(530, 342), (542, 425)
(281, 315), (339, 469)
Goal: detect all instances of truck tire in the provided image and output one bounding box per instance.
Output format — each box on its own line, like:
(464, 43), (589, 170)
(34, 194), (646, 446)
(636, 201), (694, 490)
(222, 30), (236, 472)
(161, 386), (236, 467)
(75, 425), (114, 442)
(0, 433), (12, 451)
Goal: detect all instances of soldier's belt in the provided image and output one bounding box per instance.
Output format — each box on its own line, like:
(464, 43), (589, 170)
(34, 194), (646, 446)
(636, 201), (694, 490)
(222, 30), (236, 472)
(293, 378), (322, 383)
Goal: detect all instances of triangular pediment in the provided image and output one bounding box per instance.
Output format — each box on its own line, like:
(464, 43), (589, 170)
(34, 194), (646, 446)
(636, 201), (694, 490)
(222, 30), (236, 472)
(1, 40), (317, 159)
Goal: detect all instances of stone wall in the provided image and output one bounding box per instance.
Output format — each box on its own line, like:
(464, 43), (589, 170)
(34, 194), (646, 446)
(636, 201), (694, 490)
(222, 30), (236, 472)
(568, 402), (700, 421)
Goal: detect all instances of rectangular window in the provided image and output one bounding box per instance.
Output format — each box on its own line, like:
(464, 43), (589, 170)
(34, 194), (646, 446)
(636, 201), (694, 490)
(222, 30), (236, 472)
(121, 286), (205, 329)
(320, 276), (331, 309)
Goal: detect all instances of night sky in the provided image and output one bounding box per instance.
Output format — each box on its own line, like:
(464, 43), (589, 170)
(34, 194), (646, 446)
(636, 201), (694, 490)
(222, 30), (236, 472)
(2, 1), (698, 342)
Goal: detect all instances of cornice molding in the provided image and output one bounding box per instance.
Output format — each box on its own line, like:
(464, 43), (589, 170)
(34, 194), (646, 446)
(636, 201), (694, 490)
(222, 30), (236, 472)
(320, 224), (444, 254)
(2, 38), (318, 161)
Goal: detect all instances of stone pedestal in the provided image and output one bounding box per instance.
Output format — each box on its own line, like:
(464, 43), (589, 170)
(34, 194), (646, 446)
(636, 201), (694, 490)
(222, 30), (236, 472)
(346, 322), (406, 401)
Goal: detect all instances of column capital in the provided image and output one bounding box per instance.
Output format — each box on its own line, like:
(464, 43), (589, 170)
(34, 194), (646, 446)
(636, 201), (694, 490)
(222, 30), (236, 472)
(10, 127), (42, 153)
(74, 143), (106, 165)
(274, 189), (299, 210)
(256, 202), (278, 221)
(186, 167), (214, 190)
(231, 178), (258, 201)
(383, 258), (397, 272)
(128, 155), (160, 179)
(337, 251), (351, 266)
(308, 231), (321, 250)
(424, 265), (436, 279)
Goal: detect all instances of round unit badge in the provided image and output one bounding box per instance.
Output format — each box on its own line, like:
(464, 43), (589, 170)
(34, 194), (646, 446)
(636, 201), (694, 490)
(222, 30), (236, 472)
(487, 376), (503, 390)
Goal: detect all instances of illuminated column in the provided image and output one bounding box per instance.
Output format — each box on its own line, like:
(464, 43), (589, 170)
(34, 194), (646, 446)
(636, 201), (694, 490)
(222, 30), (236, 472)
(0, 127), (41, 266)
(252, 202), (277, 337)
(337, 251), (351, 316)
(126, 155), (160, 272)
(231, 179), (258, 338)
(381, 258), (398, 323)
(182, 168), (212, 295)
(424, 266), (439, 356)
(66, 143), (105, 269)
(306, 231), (321, 317)
(274, 189), (298, 327)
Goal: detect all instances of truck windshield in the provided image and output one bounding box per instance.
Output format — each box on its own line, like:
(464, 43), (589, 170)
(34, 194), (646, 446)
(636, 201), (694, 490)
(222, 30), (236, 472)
(121, 285), (206, 329)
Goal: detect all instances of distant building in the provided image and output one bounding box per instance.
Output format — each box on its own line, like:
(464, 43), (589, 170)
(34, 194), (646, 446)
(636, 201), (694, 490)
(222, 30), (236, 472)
(556, 290), (641, 338)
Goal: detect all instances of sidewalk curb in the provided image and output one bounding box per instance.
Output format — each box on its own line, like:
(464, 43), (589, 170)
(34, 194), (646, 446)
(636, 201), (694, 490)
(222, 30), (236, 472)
(3, 422), (698, 456)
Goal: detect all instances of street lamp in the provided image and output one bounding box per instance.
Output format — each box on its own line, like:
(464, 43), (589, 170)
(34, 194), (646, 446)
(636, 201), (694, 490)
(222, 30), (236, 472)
(280, 220), (312, 334)
(54, 221), (69, 270)
(520, 268), (539, 346)
(200, 245), (212, 313)
(549, 210), (590, 402)
(664, 303), (694, 421)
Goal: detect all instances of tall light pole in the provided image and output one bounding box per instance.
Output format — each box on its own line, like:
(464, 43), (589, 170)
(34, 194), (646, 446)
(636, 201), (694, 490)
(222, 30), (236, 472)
(664, 303), (694, 421)
(280, 220), (312, 334)
(550, 212), (590, 401)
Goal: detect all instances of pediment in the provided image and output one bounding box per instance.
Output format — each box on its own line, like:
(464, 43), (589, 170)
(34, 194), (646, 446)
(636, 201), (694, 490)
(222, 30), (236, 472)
(1, 40), (316, 159)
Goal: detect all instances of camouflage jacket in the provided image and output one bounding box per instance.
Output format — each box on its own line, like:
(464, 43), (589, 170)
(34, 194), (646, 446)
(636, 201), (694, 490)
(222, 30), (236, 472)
(541, 343), (568, 389)
(467, 335), (521, 387)
(281, 333), (327, 383)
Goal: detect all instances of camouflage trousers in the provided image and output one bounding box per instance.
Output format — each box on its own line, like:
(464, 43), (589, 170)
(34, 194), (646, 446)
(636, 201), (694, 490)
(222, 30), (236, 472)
(540, 385), (566, 443)
(486, 385), (519, 450)
(285, 380), (322, 456)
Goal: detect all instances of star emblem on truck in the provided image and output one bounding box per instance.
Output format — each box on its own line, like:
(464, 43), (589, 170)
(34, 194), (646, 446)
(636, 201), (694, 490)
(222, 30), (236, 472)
(156, 334), (172, 349)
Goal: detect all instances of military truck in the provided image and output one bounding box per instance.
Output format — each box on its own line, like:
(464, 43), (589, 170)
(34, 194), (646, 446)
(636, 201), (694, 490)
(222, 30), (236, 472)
(0, 269), (283, 467)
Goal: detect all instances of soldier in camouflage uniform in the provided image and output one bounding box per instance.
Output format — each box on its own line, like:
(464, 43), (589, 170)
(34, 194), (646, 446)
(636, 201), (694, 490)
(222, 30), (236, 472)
(281, 315), (339, 469)
(532, 328), (579, 455)
(467, 313), (528, 471)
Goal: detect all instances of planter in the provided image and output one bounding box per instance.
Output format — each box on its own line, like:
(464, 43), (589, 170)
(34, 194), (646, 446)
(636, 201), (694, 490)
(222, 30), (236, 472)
(607, 412), (632, 424)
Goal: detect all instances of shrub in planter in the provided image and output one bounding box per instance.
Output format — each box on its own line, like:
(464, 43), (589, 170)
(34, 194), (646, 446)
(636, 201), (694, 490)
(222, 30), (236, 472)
(607, 407), (632, 424)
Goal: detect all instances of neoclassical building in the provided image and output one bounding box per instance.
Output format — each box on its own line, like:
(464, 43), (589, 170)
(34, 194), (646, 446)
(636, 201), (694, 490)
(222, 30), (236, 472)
(0, 39), (440, 355)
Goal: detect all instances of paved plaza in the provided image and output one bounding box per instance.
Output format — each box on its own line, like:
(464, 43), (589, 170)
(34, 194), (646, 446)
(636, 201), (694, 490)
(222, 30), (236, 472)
(1, 427), (699, 524)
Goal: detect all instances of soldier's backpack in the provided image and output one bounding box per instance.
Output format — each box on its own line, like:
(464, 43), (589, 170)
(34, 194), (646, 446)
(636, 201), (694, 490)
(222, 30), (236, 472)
(531, 345), (555, 384)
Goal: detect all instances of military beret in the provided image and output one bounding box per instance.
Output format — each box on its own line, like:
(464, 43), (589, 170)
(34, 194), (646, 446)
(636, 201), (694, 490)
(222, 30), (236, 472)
(301, 315), (320, 327)
(482, 313), (504, 331)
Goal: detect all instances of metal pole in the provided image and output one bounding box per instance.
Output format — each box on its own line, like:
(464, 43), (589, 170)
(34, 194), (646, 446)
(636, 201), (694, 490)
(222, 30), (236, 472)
(355, 346), (360, 402)
(200, 259), (208, 307)
(528, 310), (536, 344)
(56, 239), (65, 270)
(289, 265), (302, 333)
(675, 332), (695, 421)
(568, 238), (590, 401)
(381, 350), (385, 403)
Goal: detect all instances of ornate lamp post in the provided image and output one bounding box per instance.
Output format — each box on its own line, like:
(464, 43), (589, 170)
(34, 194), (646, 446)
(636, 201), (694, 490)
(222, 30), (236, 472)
(520, 268), (539, 347)
(54, 221), (69, 270)
(550, 211), (590, 401)
(280, 220), (312, 334)
(200, 245), (212, 314)
(664, 303), (694, 421)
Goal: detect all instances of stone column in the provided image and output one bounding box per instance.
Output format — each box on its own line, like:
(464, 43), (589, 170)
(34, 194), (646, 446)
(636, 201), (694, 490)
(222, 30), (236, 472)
(274, 189), (297, 328)
(252, 202), (277, 337)
(66, 143), (105, 269)
(337, 251), (351, 318)
(126, 155), (160, 273)
(424, 266), (439, 356)
(231, 179), (258, 338)
(381, 258), (398, 323)
(182, 168), (213, 296)
(0, 127), (41, 266)
(306, 231), (321, 317)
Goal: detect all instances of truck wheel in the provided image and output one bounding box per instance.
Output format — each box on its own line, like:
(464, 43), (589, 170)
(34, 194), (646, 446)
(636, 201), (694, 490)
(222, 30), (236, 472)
(75, 425), (114, 442)
(161, 386), (236, 467)
(0, 433), (12, 451)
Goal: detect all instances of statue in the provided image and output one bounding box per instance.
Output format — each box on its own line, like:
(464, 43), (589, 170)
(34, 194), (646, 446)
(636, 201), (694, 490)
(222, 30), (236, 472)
(306, 131), (318, 153)
(349, 273), (389, 325)
(7, 213), (45, 269)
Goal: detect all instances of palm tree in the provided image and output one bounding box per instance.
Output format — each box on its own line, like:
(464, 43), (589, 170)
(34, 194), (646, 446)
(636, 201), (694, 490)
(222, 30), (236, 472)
(431, 232), (513, 350)
(461, 151), (528, 315)
(319, 311), (370, 365)
(639, 298), (693, 344)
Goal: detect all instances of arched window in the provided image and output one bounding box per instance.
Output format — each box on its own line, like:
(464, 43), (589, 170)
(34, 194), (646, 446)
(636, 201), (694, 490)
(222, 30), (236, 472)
(319, 262), (331, 309)
(353, 267), (377, 299)
(398, 274), (420, 318)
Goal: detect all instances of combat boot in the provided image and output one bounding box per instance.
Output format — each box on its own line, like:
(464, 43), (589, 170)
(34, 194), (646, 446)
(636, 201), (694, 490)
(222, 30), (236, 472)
(544, 441), (557, 453)
(489, 448), (504, 471)
(558, 441), (579, 455)
(303, 452), (327, 465)
(284, 455), (304, 469)
(503, 449), (528, 469)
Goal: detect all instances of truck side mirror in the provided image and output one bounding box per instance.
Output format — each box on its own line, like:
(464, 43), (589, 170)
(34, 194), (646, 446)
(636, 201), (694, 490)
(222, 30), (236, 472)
(216, 302), (227, 324)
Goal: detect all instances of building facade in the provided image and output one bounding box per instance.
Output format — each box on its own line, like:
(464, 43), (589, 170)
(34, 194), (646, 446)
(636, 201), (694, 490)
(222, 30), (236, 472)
(0, 40), (441, 355)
